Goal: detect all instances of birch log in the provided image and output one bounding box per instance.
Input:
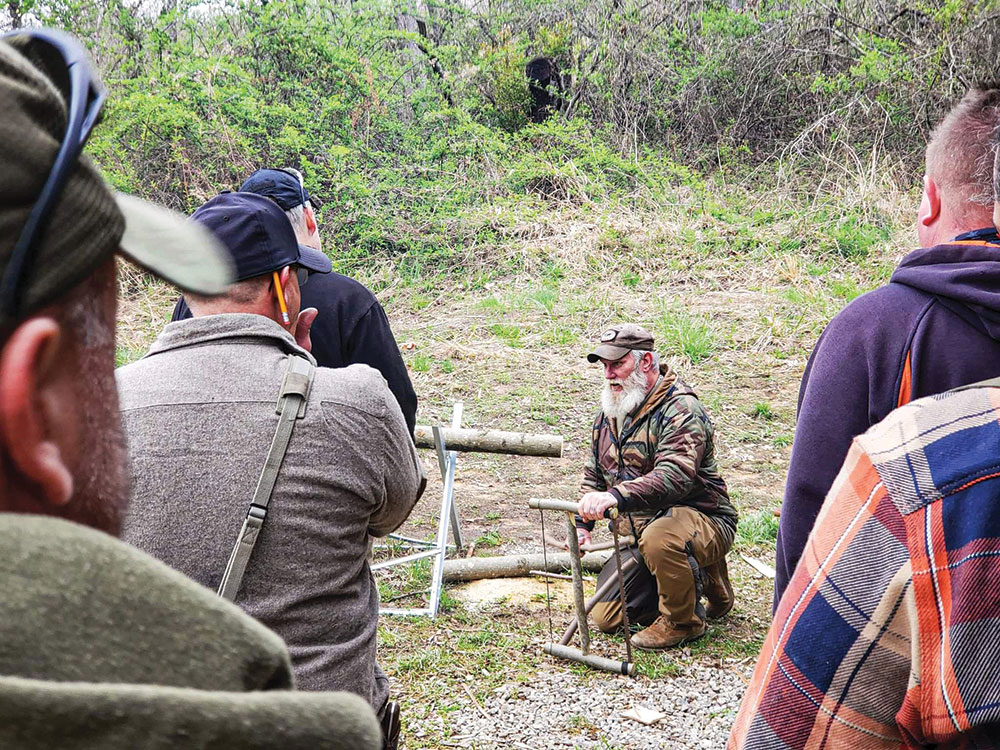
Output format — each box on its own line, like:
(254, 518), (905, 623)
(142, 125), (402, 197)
(442, 551), (611, 581)
(414, 426), (563, 457)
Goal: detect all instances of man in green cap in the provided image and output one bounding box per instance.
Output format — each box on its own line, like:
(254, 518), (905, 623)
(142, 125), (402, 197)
(576, 323), (738, 648)
(0, 27), (380, 749)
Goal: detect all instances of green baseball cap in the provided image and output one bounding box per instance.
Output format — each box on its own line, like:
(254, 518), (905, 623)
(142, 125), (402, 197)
(0, 34), (233, 329)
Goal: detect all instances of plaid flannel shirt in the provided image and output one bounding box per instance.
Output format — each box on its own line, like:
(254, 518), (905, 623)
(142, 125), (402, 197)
(730, 380), (1000, 749)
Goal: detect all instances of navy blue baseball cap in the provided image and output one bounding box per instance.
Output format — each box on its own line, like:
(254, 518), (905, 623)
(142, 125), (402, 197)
(190, 193), (330, 281)
(239, 168), (319, 211)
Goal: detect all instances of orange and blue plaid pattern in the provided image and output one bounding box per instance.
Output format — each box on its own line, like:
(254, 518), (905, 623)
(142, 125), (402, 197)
(730, 381), (1000, 749)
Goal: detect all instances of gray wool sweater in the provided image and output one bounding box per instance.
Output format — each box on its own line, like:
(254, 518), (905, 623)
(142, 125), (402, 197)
(0, 513), (381, 749)
(118, 313), (425, 715)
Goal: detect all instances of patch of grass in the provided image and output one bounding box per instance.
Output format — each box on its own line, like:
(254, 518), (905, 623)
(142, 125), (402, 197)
(412, 353), (432, 372)
(531, 409), (560, 426)
(485, 510), (501, 521)
(542, 325), (578, 346)
(657, 306), (717, 363)
(772, 433), (793, 447)
(440, 359), (455, 374)
(633, 651), (684, 679)
(438, 588), (459, 613)
(597, 226), (635, 254)
(567, 713), (598, 733)
(749, 401), (775, 420)
(411, 292), (433, 310)
(827, 214), (890, 259)
(115, 346), (143, 367)
(828, 276), (863, 301)
(736, 509), (780, 548)
(687, 622), (764, 660)
(490, 323), (523, 348)
(479, 295), (505, 312)
(474, 529), (502, 547)
(528, 286), (559, 316)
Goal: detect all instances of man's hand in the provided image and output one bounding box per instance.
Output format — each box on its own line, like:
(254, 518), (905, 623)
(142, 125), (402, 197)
(578, 491), (617, 522)
(293, 307), (319, 352)
(564, 527), (592, 551)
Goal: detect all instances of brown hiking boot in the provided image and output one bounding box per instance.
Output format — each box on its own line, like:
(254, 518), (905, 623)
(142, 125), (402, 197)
(704, 556), (734, 620)
(631, 616), (706, 650)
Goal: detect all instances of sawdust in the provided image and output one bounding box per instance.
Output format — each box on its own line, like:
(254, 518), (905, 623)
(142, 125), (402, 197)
(450, 576), (590, 610)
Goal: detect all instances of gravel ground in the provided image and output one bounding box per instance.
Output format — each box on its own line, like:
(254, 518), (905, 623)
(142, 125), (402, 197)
(410, 656), (752, 749)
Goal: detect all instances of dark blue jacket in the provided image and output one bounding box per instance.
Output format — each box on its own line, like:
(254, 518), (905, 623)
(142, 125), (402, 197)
(173, 272), (417, 435)
(774, 229), (1000, 607)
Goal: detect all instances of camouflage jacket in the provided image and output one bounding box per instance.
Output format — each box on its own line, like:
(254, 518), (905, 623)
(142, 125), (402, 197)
(578, 366), (737, 531)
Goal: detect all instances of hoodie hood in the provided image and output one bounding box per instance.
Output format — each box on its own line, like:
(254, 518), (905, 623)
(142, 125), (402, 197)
(891, 235), (1000, 340)
(629, 363), (681, 424)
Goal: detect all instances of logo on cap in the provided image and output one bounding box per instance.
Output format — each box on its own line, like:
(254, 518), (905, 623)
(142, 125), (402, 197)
(601, 329), (617, 342)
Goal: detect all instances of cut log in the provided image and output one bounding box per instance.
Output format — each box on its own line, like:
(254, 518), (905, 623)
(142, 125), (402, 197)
(442, 551), (611, 581)
(414, 426), (563, 457)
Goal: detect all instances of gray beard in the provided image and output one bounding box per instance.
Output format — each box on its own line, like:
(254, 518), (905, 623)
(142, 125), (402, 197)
(601, 368), (650, 423)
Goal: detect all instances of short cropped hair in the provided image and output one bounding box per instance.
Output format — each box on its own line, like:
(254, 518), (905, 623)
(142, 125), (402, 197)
(926, 82), (1000, 210)
(278, 167), (312, 236)
(631, 349), (660, 370)
(186, 274), (270, 310)
(285, 202), (308, 234)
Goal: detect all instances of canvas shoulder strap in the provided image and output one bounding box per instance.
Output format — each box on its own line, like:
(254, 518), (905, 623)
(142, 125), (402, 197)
(218, 354), (315, 602)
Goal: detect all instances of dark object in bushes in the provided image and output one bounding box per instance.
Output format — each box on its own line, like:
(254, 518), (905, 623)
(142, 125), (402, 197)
(526, 56), (563, 123)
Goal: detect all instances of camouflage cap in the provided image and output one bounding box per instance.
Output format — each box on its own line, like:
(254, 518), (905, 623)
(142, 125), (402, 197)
(586, 323), (654, 363)
(0, 32), (233, 330)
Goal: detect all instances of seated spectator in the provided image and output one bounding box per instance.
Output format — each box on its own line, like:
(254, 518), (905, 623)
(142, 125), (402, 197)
(118, 192), (425, 747)
(171, 167), (418, 435)
(0, 28), (380, 749)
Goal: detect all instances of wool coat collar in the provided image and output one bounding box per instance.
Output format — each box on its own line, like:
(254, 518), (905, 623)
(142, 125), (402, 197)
(143, 313), (317, 364)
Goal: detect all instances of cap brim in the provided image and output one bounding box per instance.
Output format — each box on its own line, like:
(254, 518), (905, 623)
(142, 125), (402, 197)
(297, 244), (331, 274)
(115, 193), (235, 295)
(586, 344), (631, 363)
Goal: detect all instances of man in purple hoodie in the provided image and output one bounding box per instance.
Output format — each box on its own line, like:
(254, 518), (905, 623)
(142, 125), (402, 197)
(774, 82), (1000, 607)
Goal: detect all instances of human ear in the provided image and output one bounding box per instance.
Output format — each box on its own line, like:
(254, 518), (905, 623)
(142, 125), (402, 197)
(919, 175), (941, 228)
(305, 205), (317, 235)
(0, 318), (73, 506)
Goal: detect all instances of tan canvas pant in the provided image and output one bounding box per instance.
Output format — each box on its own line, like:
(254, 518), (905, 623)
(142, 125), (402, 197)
(592, 506), (732, 632)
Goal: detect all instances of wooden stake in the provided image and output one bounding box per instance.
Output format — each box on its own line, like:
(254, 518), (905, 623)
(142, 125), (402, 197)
(565, 512), (590, 655)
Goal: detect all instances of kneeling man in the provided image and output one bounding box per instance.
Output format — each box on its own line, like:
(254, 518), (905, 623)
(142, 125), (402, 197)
(577, 324), (738, 648)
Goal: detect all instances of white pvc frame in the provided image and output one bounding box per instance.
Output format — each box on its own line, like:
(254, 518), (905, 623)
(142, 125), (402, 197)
(375, 402), (464, 617)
